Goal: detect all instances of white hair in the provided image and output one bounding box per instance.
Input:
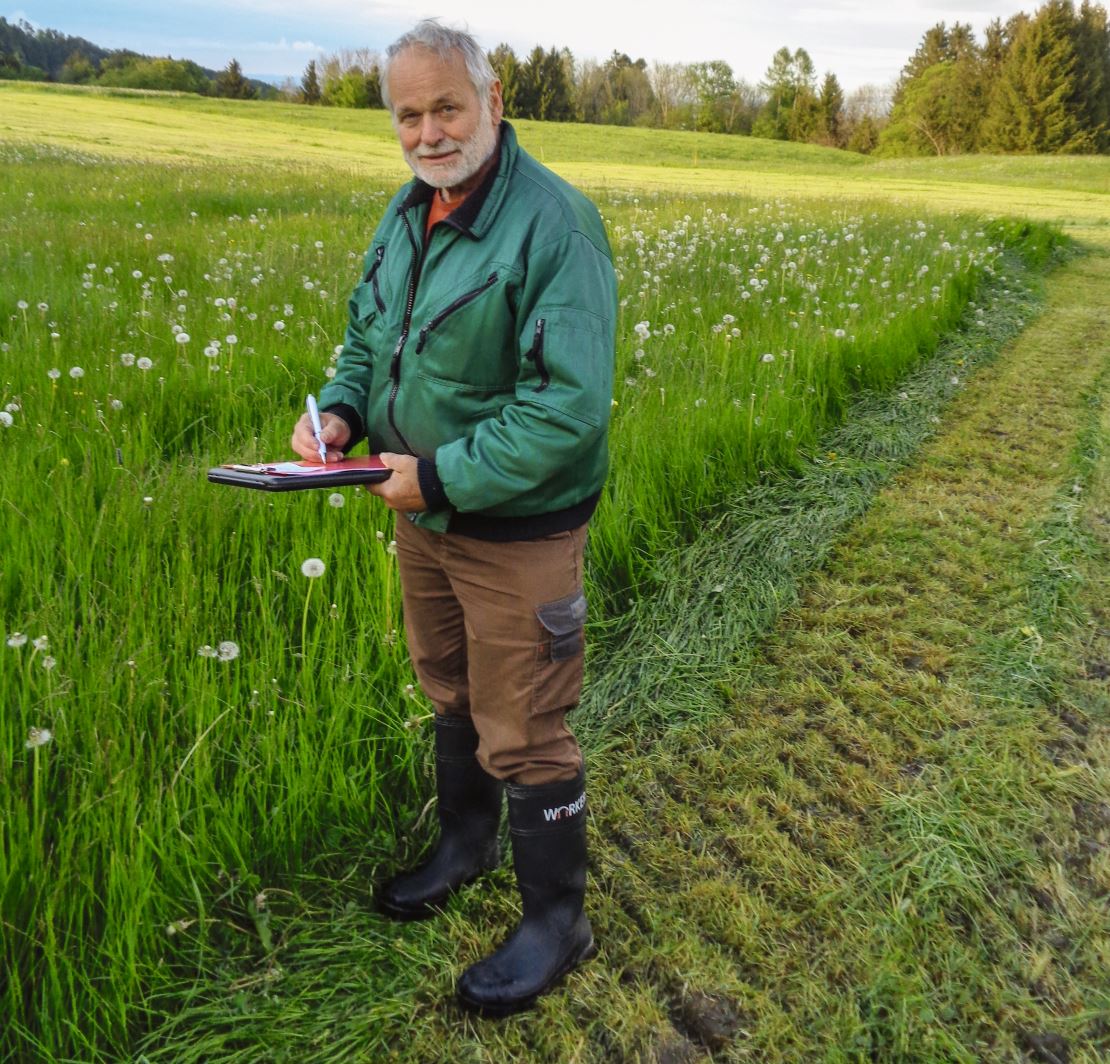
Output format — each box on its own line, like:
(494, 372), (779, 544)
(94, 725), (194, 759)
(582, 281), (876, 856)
(380, 19), (497, 113)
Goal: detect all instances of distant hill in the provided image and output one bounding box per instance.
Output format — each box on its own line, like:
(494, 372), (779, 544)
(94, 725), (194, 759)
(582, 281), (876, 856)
(0, 17), (276, 97)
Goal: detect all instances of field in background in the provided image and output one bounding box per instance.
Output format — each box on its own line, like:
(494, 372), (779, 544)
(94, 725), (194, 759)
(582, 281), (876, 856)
(3, 81), (1110, 223)
(1, 83), (1107, 1061)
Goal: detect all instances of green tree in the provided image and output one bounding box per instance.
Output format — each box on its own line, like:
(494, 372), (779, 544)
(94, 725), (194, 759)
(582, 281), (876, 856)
(1073, 1), (1110, 149)
(488, 44), (521, 116)
(754, 46), (795, 138)
(301, 59), (321, 104)
(96, 55), (210, 93)
(532, 46), (575, 121)
(981, 0), (1086, 152)
(842, 83), (890, 154)
(818, 72), (845, 145)
(214, 58), (255, 99)
(687, 60), (736, 132)
(894, 22), (953, 102)
(881, 20), (985, 155)
(318, 49), (383, 109)
(59, 49), (95, 83)
(573, 49), (652, 125)
(754, 47), (817, 141)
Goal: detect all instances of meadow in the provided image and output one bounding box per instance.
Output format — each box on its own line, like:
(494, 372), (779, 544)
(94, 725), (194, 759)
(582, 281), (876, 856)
(0, 84), (1106, 1061)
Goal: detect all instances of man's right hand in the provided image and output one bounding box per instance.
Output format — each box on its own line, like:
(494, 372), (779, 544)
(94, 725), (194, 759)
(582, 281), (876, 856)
(290, 412), (352, 463)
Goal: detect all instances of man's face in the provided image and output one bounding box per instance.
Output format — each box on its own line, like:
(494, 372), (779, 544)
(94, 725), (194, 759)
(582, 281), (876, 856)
(388, 46), (503, 193)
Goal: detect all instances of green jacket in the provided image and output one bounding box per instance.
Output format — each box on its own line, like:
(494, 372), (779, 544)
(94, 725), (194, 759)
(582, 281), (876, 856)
(318, 122), (617, 537)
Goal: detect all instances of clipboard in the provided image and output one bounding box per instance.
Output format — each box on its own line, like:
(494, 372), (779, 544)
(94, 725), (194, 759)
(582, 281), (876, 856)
(208, 455), (392, 492)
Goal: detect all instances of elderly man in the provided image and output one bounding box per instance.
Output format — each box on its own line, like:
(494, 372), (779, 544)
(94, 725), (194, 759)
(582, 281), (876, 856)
(290, 20), (616, 1015)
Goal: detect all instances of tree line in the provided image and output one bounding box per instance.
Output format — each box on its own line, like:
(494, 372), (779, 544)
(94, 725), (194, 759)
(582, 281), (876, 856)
(4, 2), (1109, 155)
(881, 0), (1110, 154)
(0, 17), (274, 99)
(290, 45), (886, 153)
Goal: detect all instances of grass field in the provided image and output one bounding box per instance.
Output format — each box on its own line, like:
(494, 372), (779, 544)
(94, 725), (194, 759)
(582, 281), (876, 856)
(1, 83), (1108, 1062)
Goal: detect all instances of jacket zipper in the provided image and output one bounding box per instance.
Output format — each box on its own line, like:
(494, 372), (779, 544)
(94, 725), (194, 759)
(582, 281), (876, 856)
(363, 246), (386, 314)
(525, 317), (549, 392)
(386, 210), (425, 453)
(414, 272), (499, 354)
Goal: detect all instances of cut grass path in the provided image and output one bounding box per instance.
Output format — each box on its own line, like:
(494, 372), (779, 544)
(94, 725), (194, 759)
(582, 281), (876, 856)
(138, 261), (1109, 1059)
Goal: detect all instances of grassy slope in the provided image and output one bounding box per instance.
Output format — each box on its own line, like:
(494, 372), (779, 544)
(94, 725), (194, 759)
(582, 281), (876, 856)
(2, 81), (1109, 226)
(134, 241), (1110, 1062)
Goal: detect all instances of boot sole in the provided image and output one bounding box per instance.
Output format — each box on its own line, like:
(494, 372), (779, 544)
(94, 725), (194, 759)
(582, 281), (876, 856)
(456, 935), (598, 1018)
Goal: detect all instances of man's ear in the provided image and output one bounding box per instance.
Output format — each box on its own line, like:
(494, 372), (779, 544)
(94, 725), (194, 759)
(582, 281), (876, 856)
(489, 78), (504, 125)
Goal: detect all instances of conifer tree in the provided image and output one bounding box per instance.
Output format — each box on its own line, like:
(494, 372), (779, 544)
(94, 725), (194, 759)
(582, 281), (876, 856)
(300, 59), (321, 105)
(1072, 1), (1110, 149)
(981, 0), (1084, 152)
(818, 72), (845, 145)
(215, 58), (255, 99)
(488, 44), (520, 116)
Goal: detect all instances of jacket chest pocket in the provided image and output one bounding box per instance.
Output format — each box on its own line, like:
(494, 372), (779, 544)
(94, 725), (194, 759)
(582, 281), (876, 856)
(414, 269), (519, 391)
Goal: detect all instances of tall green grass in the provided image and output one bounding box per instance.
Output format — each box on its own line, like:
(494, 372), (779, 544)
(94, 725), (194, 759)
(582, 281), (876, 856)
(0, 146), (1060, 1060)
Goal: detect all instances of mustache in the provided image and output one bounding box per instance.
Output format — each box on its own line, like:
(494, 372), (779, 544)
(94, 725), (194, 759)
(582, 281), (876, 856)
(411, 139), (462, 158)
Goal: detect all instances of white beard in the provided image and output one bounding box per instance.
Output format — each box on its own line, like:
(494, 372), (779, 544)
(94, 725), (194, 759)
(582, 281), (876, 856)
(403, 113), (499, 192)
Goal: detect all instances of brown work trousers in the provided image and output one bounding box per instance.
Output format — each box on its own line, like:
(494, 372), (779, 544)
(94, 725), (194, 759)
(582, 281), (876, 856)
(394, 516), (588, 785)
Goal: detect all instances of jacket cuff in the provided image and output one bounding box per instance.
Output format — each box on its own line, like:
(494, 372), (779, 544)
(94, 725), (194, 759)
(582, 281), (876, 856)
(417, 458), (450, 512)
(321, 403), (364, 451)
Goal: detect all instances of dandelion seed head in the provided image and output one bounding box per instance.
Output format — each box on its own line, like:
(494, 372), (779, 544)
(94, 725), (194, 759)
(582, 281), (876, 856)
(25, 726), (53, 749)
(137, 357), (153, 371)
(301, 557), (326, 578)
(47, 368), (61, 380)
(6, 632), (28, 648)
(175, 332), (190, 344)
(0, 411), (12, 428)
(217, 640), (240, 661)
(69, 366), (85, 379)
(41, 656), (56, 670)
(197, 644), (218, 658)
(328, 493), (345, 508)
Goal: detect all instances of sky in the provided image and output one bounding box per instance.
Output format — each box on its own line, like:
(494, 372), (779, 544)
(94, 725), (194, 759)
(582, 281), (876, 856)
(7, 1), (1026, 92)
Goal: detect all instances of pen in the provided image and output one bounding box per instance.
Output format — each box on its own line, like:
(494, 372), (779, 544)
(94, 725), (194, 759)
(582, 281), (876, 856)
(306, 394), (327, 464)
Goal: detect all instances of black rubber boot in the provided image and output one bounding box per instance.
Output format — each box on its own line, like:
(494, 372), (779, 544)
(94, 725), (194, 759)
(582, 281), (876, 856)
(456, 769), (595, 1016)
(377, 715), (503, 920)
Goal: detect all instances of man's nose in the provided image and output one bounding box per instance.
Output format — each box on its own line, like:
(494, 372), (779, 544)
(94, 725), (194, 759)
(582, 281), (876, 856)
(420, 114), (444, 144)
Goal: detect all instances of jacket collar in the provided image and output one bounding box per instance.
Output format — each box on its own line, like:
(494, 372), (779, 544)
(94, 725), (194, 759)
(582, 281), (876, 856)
(397, 121), (518, 240)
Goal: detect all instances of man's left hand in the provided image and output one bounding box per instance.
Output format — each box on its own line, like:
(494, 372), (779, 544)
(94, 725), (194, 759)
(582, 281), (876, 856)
(366, 452), (427, 513)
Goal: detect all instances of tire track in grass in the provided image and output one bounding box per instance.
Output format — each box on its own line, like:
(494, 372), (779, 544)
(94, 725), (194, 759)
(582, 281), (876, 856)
(579, 240), (1110, 1062)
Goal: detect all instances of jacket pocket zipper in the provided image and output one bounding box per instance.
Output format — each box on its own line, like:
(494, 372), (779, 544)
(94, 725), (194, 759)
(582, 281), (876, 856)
(363, 246), (386, 314)
(525, 317), (549, 392)
(414, 272), (499, 354)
